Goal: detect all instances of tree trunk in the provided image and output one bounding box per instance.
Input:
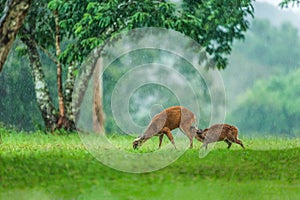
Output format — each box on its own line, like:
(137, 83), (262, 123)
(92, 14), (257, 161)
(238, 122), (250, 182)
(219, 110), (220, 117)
(56, 62), (77, 131)
(73, 47), (103, 121)
(20, 31), (58, 131)
(93, 58), (105, 133)
(53, 11), (66, 128)
(70, 31), (115, 131)
(0, 0), (32, 72)
(64, 63), (77, 122)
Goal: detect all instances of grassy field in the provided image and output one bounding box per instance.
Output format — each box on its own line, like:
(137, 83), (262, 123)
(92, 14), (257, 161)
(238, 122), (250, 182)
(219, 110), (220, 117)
(1, 130), (300, 200)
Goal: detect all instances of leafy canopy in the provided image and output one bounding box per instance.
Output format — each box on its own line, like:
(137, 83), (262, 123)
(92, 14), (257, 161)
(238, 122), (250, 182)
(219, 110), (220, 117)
(49, 0), (254, 69)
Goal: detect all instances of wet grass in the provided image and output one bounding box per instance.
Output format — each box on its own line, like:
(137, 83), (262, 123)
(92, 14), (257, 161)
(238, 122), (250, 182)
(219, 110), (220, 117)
(1, 131), (300, 199)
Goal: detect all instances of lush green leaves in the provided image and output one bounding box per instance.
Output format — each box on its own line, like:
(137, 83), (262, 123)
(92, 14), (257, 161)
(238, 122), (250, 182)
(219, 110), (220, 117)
(1, 0), (254, 68)
(58, 0), (254, 69)
(0, 0), (254, 130)
(178, 0), (253, 68)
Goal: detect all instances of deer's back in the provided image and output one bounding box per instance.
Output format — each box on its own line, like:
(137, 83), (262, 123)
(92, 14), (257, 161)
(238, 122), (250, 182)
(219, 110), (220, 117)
(150, 106), (195, 131)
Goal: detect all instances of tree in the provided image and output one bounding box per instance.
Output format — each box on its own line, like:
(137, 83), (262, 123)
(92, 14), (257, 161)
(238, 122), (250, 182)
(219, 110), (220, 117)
(0, 0), (32, 72)
(61, 0), (254, 133)
(18, 0), (82, 131)
(2, 0), (254, 131)
(68, 0), (254, 69)
(230, 68), (300, 135)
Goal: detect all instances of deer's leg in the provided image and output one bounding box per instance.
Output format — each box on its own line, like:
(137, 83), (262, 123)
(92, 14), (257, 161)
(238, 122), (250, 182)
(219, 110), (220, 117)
(180, 124), (195, 149)
(224, 139), (232, 149)
(163, 127), (176, 149)
(235, 139), (245, 149)
(158, 134), (164, 149)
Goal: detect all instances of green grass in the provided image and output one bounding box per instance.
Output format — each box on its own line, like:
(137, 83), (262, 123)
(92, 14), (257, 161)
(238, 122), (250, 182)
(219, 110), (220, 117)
(1, 131), (300, 200)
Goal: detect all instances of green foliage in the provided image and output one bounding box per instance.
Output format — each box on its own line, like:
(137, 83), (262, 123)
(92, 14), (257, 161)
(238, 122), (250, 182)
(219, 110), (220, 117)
(231, 68), (300, 135)
(58, 0), (254, 69)
(0, 40), (60, 131)
(0, 46), (42, 131)
(0, 0), (254, 131)
(1, 133), (300, 199)
(222, 17), (300, 113)
(20, 0), (86, 51)
(180, 0), (253, 68)
(20, 1), (55, 49)
(279, 0), (300, 8)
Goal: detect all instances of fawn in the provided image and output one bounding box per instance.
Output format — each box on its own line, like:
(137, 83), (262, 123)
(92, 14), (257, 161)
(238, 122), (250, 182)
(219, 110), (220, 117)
(195, 124), (244, 149)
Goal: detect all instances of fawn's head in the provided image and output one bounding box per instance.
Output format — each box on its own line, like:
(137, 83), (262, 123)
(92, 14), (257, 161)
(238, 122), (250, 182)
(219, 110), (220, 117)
(196, 128), (203, 134)
(195, 128), (205, 140)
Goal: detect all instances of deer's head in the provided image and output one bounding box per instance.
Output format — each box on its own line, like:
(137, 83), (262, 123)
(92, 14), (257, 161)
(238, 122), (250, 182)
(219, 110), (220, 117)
(132, 136), (145, 149)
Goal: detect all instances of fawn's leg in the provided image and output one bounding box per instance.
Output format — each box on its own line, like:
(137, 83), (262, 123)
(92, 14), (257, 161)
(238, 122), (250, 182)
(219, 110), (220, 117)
(201, 142), (208, 149)
(230, 133), (245, 149)
(229, 135), (245, 149)
(235, 139), (245, 149)
(158, 134), (164, 148)
(224, 139), (232, 149)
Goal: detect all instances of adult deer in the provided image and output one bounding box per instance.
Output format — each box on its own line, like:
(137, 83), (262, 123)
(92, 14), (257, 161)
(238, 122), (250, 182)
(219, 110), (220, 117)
(195, 124), (245, 149)
(132, 106), (198, 149)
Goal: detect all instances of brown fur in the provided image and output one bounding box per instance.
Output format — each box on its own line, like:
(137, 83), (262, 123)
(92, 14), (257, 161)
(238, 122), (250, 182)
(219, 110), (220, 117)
(195, 124), (244, 149)
(133, 106), (197, 149)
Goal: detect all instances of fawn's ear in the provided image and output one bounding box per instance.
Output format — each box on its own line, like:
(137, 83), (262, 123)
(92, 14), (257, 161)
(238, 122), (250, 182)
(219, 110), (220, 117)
(190, 126), (199, 133)
(196, 129), (203, 134)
